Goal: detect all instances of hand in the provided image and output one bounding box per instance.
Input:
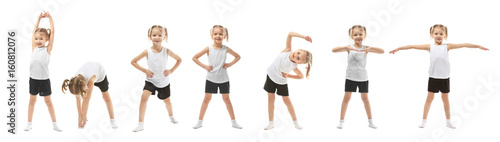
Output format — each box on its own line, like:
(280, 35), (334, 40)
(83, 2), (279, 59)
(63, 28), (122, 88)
(282, 72), (290, 78)
(479, 46), (489, 51)
(78, 116), (88, 128)
(45, 11), (51, 18)
(41, 11), (48, 18)
(304, 36), (312, 43)
(359, 47), (371, 52)
(389, 49), (399, 54)
(346, 46), (359, 52)
(204, 65), (213, 72)
(144, 70), (154, 78)
(223, 63), (232, 69)
(163, 69), (172, 77)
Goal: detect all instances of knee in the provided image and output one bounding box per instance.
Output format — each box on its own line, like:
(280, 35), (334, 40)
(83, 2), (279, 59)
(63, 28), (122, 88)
(342, 97), (351, 103)
(203, 96), (212, 104)
(102, 96), (112, 103)
(29, 98), (37, 105)
(361, 97), (370, 103)
(426, 97), (434, 103)
(282, 97), (292, 105)
(223, 97), (231, 104)
(44, 99), (53, 106)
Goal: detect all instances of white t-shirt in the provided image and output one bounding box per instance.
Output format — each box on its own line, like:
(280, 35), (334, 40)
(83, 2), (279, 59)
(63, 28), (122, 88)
(146, 47), (170, 87)
(346, 45), (368, 82)
(429, 44), (450, 79)
(30, 47), (50, 80)
(206, 45), (229, 83)
(267, 52), (297, 85)
(75, 62), (106, 84)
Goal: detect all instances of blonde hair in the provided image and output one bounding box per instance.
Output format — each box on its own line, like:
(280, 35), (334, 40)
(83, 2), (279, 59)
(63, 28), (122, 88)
(348, 25), (366, 37)
(35, 28), (51, 38)
(62, 74), (87, 97)
(210, 25), (229, 42)
(303, 49), (313, 79)
(148, 25), (168, 42)
(430, 24), (448, 39)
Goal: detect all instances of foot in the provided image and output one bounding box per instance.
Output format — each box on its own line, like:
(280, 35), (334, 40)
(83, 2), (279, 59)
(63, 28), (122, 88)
(133, 125), (144, 132)
(193, 120), (203, 129)
(232, 123), (243, 129)
(264, 123), (274, 130)
(53, 126), (63, 132)
(169, 116), (179, 124)
(293, 121), (303, 130)
(24, 126), (32, 131)
(446, 123), (456, 129)
(369, 123), (377, 129)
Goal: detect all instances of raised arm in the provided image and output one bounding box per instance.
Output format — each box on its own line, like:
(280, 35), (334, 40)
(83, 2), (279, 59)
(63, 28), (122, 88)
(332, 45), (358, 53)
(448, 43), (489, 51)
(46, 12), (55, 54)
(32, 12), (43, 50)
(389, 44), (430, 54)
(282, 68), (304, 80)
(223, 47), (241, 69)
(283, 32), (312, 53)
(361, 46), (385, 54)
(164, 49), (182, 76)
(192, 47), (212, 72)
(131, 50), (154, 78)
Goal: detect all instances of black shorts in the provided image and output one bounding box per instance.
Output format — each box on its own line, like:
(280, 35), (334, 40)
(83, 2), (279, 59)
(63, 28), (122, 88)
(205, 80), (230, 94)
(428, 77), (450, 93)
(94, 76), (110, 92)
(143, 81), (171, 100)
(263, 75), (289, 96)
(29, 78), (52, 96)
(345, 79), (369, 93)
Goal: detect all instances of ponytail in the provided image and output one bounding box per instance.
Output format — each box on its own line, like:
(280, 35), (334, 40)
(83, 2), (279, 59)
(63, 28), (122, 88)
(304, 50), (313, 79)
(61, 75), (87, 97)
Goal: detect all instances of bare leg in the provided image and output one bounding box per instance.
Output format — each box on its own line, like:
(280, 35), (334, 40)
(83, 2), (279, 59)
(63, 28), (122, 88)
(441, 93), (450, 119)
(222, 94), (236, 120)
(27, 95), (37, 122)
(44, 96), (57, 122)
(138, 90), (152, 122)
(360, 93), (372, 119)
(267, 93), (275, 121)
(198, 93), (212, 120)
(282, 96), (297, 121)
(422, 92), (435, 119)
(340, 92), (353, 120)
(101, 91), (115, 119)
(163, 97), (174, 116)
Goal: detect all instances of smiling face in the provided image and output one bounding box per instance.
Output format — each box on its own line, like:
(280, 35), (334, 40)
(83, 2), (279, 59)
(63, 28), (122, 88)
(350, 27), (366, 44)
(149, 28), (165, 46)
(431, 27), (447, 44)
(290, 49), (308, 64)
(34, 32), (48, 47)
(211, 27), (226, 44)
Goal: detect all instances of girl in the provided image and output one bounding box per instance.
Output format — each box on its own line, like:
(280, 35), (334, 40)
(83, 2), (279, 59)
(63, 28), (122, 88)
(389, 24), (489, 129)
(25, 11), (62, 132)
(332, 25), (384, 129)
(61, 62), (117, 129)
(263, 32), (312, 130)
(131, 25), (182, 132)
(192, 25), (242, 129)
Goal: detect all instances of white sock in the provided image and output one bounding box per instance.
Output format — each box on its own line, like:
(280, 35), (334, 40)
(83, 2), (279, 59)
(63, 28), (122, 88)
(231, 119), (242, 129)
(337, 120), (344, 129)
(264, 121), (274, 130)
(24, 122), (33, 131)
(419, 119), (427, 128)
(293, 121), (303, 130)
(110, 119), (118, 129)
(133, 122), (144, 132)
(368, 119), (377, 129)
(53, 122), (62, 132)
(193, 120), (203, 129)
(169, 116), (178, 124)
(446, 119), (456, 129)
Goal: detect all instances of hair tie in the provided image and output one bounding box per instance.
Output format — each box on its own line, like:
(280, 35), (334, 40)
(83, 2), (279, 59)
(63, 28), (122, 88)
(69, 79), (72, 83)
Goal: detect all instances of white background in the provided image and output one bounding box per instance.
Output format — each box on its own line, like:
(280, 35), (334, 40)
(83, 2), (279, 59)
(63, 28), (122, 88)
(1, 0), (499, 141)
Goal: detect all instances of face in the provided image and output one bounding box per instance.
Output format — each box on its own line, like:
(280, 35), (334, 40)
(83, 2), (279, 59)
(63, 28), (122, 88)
(149, 28), (165, 45)
(350, 28), (366, 43)
(34, 32), (48, 47)
(290, 49), (307, 64)
(211, 27), (225, 44)
(431, 27), (446, 44)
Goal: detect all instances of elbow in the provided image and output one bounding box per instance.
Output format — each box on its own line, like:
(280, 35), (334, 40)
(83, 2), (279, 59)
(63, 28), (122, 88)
(192, 57), (197, 62)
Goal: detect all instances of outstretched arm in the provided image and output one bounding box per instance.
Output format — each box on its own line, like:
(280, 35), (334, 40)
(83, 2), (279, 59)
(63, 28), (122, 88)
(361, 46), (384, 54)
(46, 12), (55, 54)
(332, 45), (358, 53)
(192, 47), (212, 72)
(80, 77), (95, 127)
(75, 95), (83, 127)
(32, 12), (43, 50)
(448, 43), (489, 51)
(389, 44), (430, 54)
(223, 47), (241, 69)
(164, 49), (182, 76)
(282, 68), (304, 80)
(283, 32), (312, 53)
(131, 50), (154, 78)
